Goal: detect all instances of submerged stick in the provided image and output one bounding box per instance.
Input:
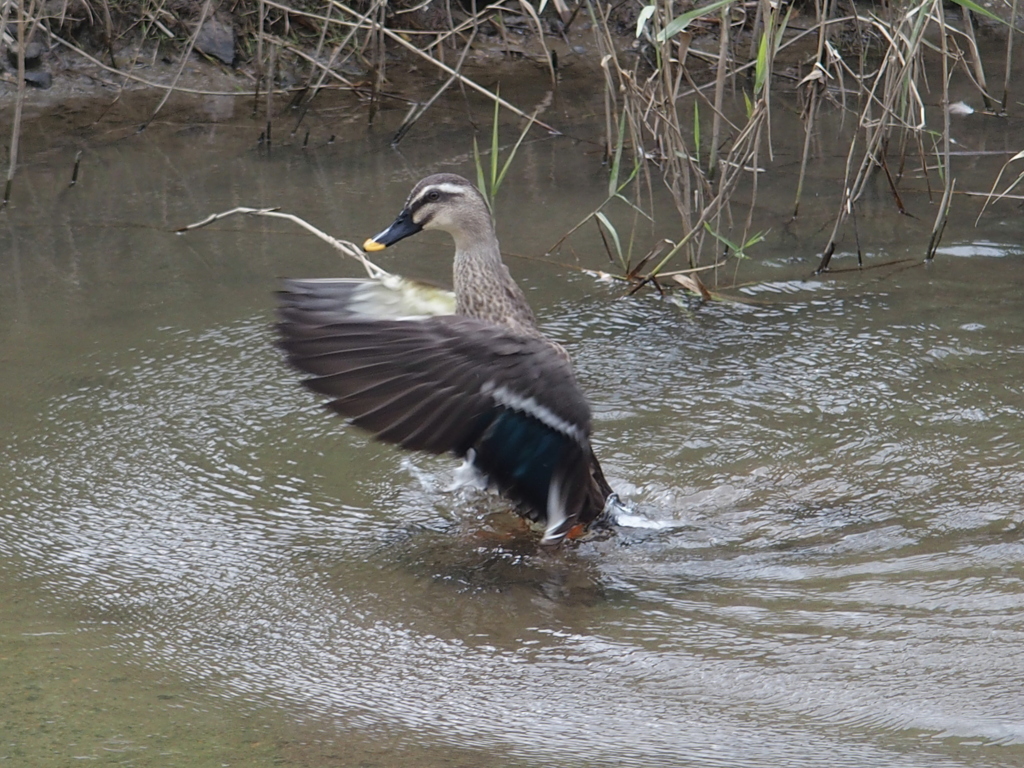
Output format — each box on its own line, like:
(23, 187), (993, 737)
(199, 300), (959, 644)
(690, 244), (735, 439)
(177, 207), (389, 279)
(69, 151), (83, 187)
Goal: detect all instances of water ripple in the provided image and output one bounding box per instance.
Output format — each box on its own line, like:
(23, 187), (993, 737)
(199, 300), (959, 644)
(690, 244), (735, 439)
(2, 287), (1024, 767)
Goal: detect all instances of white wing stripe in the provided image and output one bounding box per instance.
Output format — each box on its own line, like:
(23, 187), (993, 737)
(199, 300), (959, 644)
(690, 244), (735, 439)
(481, 382), (586, 443)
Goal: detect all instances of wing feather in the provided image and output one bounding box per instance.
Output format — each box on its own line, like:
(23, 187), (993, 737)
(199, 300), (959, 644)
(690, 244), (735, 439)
(276, 278), (609, 534)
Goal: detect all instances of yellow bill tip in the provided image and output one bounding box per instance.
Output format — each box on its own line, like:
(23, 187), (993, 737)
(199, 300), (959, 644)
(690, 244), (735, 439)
(363, 238), (387, 252)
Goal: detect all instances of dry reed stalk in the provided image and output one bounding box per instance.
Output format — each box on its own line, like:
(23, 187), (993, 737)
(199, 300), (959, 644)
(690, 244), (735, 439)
(792, 0), (831, 218)
(708, 5), (729, 177)
(254, 0), (266, 116)
(586, 0), (618, 161)
(98, 0), (116, 67)
(265, 33), (357, 88)
(515, 0), (556, 84)
(392, 27), (478, 145)
(311, 0), (333, 65)
(265, 42), (276, 148)
(368, 0), (386, 124)
(926, 7), (954, 260)
(291, 0), (385, 133)
(141, 0), (214, 129)
(1003, 0), (1018, 110)
(816, 1), (937, 272)
(0, 0), (12, 78)
(3, 0), (32, 209)
(958, 5), (992, 111)
(362, 12), (559, 130)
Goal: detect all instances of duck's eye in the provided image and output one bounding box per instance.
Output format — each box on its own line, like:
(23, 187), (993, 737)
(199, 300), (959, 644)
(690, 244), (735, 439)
(426, 190), (441, 202)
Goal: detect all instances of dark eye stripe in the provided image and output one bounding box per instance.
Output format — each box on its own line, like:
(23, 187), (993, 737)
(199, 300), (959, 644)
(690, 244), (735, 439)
(411, 187), (459, 212)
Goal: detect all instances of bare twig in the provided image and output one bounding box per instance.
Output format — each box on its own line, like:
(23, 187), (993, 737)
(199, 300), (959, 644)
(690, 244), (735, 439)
(177, 206), (389, 279)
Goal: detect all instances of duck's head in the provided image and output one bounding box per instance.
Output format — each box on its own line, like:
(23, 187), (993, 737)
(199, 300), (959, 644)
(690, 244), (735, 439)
(363, 174), (492, 253)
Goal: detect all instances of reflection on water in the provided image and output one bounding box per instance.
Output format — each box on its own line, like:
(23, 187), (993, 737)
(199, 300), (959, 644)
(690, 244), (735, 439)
(2, 90), (1024, 767)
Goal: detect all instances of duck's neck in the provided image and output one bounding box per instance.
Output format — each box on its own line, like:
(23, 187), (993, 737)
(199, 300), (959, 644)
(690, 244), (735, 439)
(451, 225), (539, 337)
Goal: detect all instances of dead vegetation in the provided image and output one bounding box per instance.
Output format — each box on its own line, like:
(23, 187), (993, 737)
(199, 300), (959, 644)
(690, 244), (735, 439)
(2, 0), (1022, 288)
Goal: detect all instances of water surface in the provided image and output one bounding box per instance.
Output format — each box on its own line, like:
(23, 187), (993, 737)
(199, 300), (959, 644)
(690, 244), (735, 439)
(2, 83), (1023, 767)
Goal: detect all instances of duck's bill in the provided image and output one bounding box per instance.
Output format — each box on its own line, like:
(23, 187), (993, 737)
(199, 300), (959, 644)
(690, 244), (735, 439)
(363, 208), (422, 252)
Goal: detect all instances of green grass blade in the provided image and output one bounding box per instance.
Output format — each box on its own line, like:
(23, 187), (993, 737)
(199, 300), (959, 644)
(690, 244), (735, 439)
(490, 95), (500, 192)
(703, 221), (738, 252)
(608, 109), (627, 196)
(595, 211), (623, 259)
(657, 0), (733, 42)
(473, 135), (489, 207)
(946, 0), (1004, 24)
(754, 31), (768, 95)
(635, 4), (656, 37)
(693, 101), (701, 166)
(496, 113), (536, 192)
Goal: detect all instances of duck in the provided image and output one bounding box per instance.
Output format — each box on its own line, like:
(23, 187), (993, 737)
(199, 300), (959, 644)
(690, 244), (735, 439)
(276, 173), (617, 545)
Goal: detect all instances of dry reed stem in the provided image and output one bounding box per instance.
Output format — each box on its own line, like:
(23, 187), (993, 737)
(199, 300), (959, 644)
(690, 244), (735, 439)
(3, 0), (31, 209)
(815, 1), (943, 272)
(140, 0), (213, 129)
(792, 0), (831, 218)
(265, 42), (275, 146)
(265, 32), (357, 88)
(925, 7), (954, 261)
(98, 0), (116, 67)
(1003, 0), (1018, 110)
(309, 0), (332, 71)
(261, 0), (554, 130)
(392, 27), (477, 145)
(958, 5), (991, 110)
(514, 0), (555, 83)
(291, 0), (385, 132)
(256, 0), (265, 106)
(367, 14), (558, 131)
(708, 5), (729, 177)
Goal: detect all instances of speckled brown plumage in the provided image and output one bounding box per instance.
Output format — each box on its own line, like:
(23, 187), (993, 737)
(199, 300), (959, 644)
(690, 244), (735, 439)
(277, 173), (616, 545)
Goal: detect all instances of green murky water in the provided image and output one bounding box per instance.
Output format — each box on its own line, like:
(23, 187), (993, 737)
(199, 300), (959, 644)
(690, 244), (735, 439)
(2, 76), (1024, 767)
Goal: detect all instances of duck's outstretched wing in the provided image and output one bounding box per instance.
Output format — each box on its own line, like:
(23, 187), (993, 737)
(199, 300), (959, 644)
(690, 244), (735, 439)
(274, 276), (456, 322)
(277, 279), (607, 543)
